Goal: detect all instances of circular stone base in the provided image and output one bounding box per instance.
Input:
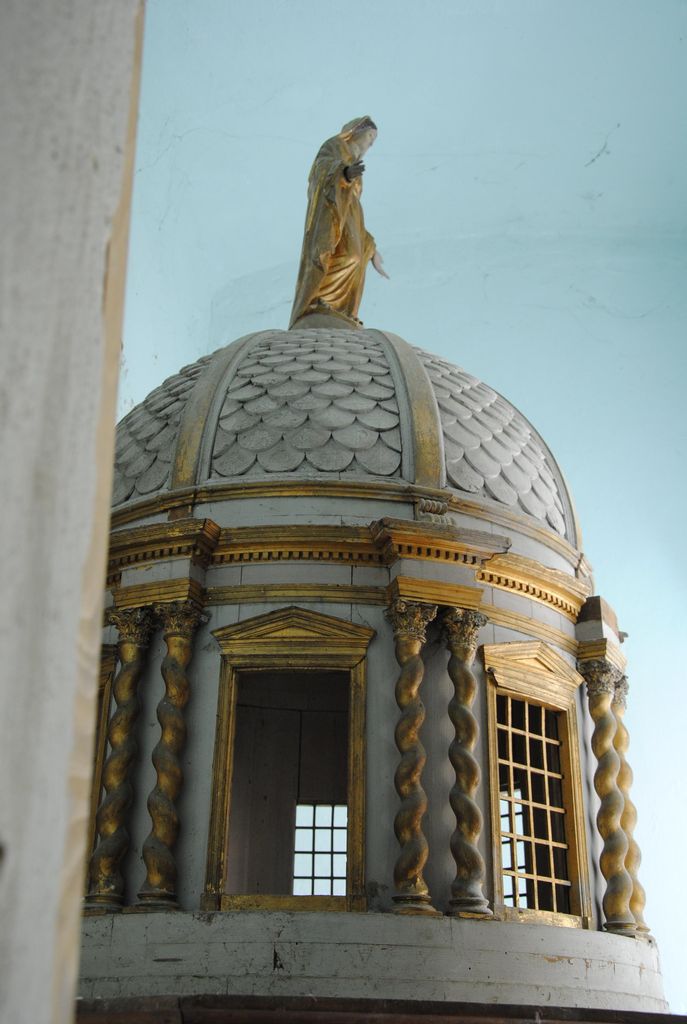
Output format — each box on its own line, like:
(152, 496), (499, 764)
(80, 910), (667, 1013)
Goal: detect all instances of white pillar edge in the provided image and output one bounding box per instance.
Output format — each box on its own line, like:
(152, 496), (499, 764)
(0, 3), (144, 1022)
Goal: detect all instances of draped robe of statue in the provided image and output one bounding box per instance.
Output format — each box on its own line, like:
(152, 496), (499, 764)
(290, 119), (376, 328)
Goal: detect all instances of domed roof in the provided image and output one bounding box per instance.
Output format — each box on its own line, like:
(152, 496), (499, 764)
(113, 328), (576, 542)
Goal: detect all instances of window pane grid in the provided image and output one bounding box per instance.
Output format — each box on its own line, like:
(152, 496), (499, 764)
(496, 696), (571, 914)
(500, 831), (569, 850)
(499, 741), (565, 765)
(293, 803), (347, 897)
(501, 868), (572, 883)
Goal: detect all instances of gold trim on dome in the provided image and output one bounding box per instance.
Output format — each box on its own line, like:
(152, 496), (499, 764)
(577, 637), (627, 674)
(109, 480), (583, 566)
(170, 334), (258, 491)
(112, 577), (204, 610)
(204, 606), (373, 913)
(206, 583), (387, 606)
(371, 330), (445, 489)
(105, 519), (585, 648)
(482, 603), (577, 657)
(477, 553), (591, 622)
(388, 575), (483, 610)
(107, 516), (511, 575)
(107, 518), (220, 584)
(202, 585), (577, 657)
(371, 517), (510, 566)
(483, 640), (584, 700)
(219, 894), (361, 912)
(495, 907), (588, 928)
(448, 495), (581, 565)
(213, 525), (381, 567)
(105, 587), (580, 661)
(211, 605), (374, 664)
(110, 481), (412, 529)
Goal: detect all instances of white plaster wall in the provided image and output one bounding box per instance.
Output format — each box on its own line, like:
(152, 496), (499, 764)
(0, 4), (141, 1023)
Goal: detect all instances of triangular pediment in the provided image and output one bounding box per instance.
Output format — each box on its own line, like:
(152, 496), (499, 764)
(483, 640), (582, 695)
(212, 605), (375, 663)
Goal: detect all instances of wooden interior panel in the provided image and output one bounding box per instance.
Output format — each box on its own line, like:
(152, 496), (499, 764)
(226, 670), (349, 895)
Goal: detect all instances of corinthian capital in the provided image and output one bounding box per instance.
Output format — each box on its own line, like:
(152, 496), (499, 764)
(385, 599), (437, 643)
(578, 658), (622, 698)
(442, 608), (488, 663)
(154, 600), (207, 638)
(106, 606), (156, 646)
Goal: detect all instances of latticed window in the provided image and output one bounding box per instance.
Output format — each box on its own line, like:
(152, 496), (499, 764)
(497, 694), (571, 914)
(484, 641), (591, 925)
(293, 804), (348, 896)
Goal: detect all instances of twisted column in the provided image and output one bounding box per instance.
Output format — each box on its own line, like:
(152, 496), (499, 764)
(86, 607), (156, 910)
(581, 659), (635, 934)
(138, 601), (205, 907)
(386, 599), (439, 915)
(613, 677), (650, 935)
(443, 608), (491, 917)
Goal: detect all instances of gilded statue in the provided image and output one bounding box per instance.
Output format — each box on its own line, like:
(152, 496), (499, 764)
(289, 116), (388, 329)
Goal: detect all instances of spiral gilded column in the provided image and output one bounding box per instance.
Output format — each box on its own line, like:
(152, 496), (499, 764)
(613, 676), (650, 935)
(386, 599), (439, 915)
(137, 600), (206, 907)
(86, 606), (156, 911)
(580, 659), (635, 934)
(443, 607), (491, 917)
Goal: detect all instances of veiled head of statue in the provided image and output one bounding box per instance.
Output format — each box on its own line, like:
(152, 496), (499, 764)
(340, 116), (377, 139)
(340, 116), (377, 158)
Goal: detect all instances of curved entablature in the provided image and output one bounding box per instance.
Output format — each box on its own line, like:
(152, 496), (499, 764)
(105, 516), (591, 632)
(111, 329), (579, 546)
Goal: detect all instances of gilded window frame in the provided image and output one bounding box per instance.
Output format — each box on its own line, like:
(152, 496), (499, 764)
(483, 641), (592, 928)
(203, 605), (374, 913)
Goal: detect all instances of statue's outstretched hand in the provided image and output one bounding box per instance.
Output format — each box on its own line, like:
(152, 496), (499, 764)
(343, 160), (365, 182)
(372, 250), (390, 279)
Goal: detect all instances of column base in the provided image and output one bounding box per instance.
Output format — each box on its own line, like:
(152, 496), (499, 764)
(83, 902), (123, 915)
(136, 891), (179, 910)
(392, 894), (442, 917)
(446, 896), (492, 918)
(604, 920), (638, 937)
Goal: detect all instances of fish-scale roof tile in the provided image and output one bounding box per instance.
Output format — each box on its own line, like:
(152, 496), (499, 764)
(111, 330), (573, 542)
(417, 349), (567, 535)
